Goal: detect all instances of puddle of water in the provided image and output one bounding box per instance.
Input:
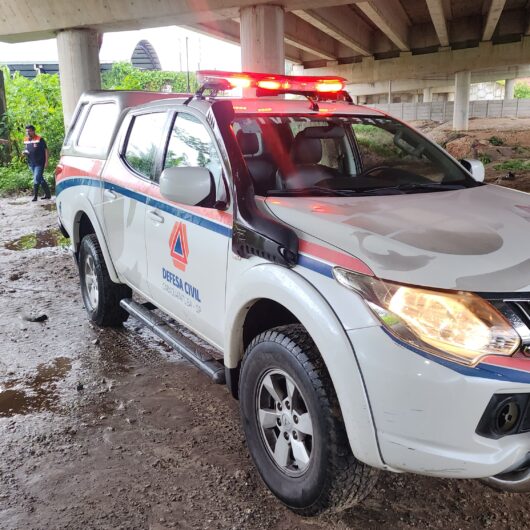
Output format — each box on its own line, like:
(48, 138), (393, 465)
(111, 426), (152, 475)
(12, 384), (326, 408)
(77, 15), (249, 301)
(40, 203), (57, 212)
(0, 357), (72, 417)
(5, 228), (69, 251)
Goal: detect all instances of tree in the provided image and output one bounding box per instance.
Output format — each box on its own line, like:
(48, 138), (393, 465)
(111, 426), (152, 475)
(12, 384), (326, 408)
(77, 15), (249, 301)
(1, 67), (64, 163)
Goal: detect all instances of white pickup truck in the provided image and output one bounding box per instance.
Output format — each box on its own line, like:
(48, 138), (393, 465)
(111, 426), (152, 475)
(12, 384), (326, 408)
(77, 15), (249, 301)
(56, 70), (530, 514)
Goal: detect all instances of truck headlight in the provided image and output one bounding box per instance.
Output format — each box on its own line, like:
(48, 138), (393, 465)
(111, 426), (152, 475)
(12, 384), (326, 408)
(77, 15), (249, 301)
(333, 267), (520, 366)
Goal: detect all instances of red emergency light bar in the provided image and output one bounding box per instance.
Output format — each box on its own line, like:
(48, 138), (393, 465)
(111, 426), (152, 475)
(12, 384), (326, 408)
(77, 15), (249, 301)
(196, 70), (347, 95)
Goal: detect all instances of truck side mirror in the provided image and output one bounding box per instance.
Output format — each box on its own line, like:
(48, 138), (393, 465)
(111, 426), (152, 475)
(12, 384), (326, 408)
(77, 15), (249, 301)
(159, 166), (214, 206)
(460, 159), (485, 183)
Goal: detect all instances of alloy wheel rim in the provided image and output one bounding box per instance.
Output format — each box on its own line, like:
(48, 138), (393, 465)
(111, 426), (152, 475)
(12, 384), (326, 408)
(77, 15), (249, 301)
(84, 254), (99, 310)
(256, 368), (314, 477)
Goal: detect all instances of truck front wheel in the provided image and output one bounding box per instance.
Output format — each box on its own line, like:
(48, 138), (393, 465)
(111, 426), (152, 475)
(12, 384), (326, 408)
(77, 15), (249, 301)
(78, 234), (131, 327)
(239, 324), (379, 515)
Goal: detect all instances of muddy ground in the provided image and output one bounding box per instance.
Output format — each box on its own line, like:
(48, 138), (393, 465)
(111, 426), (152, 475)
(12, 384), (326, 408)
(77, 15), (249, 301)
(1, 196), (530, 530)
(415, 117), (530, 193)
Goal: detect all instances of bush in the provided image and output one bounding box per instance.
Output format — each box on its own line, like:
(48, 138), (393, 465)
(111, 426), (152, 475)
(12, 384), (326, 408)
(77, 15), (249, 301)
(489, 135), (504, 146)
(515, 82), (530, 99)
(102, 62), (198, 92)
(0, 161), (55, 196)
(0, 163), (32, 194)
(494, 159), (530, 172)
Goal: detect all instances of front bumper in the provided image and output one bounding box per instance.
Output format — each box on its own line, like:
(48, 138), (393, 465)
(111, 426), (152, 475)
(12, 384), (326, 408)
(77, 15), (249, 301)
(349, 325), (530, 479)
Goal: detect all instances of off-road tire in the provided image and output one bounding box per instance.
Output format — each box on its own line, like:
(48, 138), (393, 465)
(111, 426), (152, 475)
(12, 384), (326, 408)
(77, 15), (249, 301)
(239, 324), (379, 515)
(78, 234), (131, 327)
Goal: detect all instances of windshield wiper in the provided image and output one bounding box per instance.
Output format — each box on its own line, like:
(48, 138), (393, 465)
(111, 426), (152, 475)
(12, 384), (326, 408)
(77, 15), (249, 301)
(357, 182), (469, 195)
(266, 182), (469, 198)
(266, 186), (361, 197)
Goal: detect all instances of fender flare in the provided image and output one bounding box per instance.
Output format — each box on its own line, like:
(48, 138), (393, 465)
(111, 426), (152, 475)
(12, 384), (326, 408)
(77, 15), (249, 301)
(225, 263), (385, 469)
(68, 196), (120, 283)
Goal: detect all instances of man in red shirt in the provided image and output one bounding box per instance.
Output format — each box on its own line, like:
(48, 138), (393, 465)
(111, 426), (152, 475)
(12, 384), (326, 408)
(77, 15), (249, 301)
(23, 125), (51, 201)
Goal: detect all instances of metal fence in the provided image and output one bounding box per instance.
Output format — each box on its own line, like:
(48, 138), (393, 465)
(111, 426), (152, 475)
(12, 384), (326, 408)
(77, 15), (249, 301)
(369, 99), (530, 122)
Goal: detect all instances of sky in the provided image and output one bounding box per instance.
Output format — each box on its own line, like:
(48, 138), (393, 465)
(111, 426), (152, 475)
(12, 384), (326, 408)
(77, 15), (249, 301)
(0, 26), (242, 72)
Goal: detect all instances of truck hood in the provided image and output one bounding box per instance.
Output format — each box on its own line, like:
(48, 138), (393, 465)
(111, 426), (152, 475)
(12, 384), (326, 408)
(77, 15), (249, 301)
(264, 185), (530, 292)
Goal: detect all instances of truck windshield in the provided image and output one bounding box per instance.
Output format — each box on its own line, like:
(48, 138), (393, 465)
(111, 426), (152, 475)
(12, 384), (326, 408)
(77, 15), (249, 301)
(233, 114), (480, 196)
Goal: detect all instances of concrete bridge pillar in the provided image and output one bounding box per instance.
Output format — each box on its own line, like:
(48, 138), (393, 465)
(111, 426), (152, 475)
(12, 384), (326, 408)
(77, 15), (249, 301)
(453, 70), (471, 131)
(505, 78), (516, 100)
(422, 87), (432, 102)
(57, 28), (101, 126)
(240, 5), (285, 74)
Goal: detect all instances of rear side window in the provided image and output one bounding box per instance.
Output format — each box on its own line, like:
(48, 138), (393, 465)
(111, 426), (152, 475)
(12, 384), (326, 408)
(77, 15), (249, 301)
(124, 112), (167, 178)
(64, 102), (88, 147)
(77, 102), (119, 151)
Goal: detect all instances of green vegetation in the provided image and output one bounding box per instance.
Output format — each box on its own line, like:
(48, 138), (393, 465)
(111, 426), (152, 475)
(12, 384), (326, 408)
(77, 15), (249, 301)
(5, 228), (69, 251)
(0, 162), (56, 195)
(479, 155), (492, 165)
(0, 63), (198, 195)
(515, 82), (530, 99)
(489, 135), (504, 146)
(352, 124), (400, 158)
(102, 62), (198, 92)
(513, 145), (530, 156)
(493, 159), (530, 171)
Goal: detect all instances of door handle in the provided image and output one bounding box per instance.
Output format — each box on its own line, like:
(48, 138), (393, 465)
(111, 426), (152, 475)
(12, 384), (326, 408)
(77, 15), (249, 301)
(104, 189), (117, 200)
(148, 210), (164, 224)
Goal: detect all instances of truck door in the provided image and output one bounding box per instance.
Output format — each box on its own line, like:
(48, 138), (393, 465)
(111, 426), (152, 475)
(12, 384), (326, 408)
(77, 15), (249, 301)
(101, 111), (168, 293)
(144, 111), (232, 349)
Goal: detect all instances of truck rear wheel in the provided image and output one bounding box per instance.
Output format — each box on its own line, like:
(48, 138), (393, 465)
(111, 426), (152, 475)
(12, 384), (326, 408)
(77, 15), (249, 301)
(239, 324), (379, 515)
(78, 234), (131, 327)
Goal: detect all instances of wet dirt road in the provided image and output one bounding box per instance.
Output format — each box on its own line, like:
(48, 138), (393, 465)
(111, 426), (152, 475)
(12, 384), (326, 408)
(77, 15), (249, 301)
(1, 196), (530, 529)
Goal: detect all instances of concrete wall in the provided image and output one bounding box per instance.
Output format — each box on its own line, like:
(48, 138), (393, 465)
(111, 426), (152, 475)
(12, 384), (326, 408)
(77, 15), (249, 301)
(369, 99), (530, 123)
(362, 82), (507, 105)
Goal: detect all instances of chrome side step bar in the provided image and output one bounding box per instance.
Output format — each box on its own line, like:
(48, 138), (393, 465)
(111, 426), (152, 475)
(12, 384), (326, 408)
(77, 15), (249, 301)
(120, 299), (225, 384)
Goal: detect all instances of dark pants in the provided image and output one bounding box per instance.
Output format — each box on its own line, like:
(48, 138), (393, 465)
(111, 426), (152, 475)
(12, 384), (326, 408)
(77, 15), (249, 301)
(30, 164), (50, 198)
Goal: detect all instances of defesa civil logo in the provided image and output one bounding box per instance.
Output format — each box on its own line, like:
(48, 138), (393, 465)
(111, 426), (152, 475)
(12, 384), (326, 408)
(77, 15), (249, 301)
(169, 221), (189, 271)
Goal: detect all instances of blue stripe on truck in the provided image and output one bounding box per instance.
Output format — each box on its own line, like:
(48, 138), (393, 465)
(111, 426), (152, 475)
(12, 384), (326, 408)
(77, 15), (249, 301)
(56, 177), (232, 238)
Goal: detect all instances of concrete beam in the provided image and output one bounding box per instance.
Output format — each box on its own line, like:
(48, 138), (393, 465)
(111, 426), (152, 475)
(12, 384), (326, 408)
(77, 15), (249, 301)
(284, 12), (338, 61)
(0, 0), (356, 43)
(482, 0), (507, 41)
(303, 37), (530, 83)
(355, 0), (410, 51)
(184, 19), (241, 46)
(426, 0), (449, 47)
(292, 6), (372, 56)
(186, 19), (304, 63)
(344, 67), (530, 96)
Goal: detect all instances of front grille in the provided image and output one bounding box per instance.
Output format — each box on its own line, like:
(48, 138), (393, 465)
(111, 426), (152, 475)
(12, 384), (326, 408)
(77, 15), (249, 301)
(507, 301), (530, 328)
(476, 297), (530, 439)
(489, 298), (530, 347)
